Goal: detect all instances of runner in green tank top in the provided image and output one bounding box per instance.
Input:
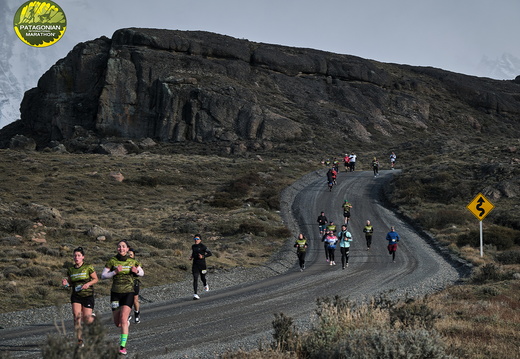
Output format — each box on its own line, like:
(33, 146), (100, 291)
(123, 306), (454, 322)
(61, 246), (98, 347)
(102, 240), (144, 355)
(294, 233), (308, 271)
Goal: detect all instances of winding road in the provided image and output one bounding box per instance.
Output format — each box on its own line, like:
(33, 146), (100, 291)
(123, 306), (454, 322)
(0, 169), (461, 358)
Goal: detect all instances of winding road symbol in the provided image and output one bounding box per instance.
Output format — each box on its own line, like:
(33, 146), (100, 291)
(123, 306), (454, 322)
(475, 197), (486, 217)
(466, 193), (495, 221)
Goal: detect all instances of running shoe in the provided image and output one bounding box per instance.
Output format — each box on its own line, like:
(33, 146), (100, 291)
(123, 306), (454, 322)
(204, 285), (209, 292)
(329, 261), (333, 266)
(332, 261), (336, 265)
(193, 294), (200, 300)
(77, 339), (84, 348)
(134, 311), (140, 324)
(119, 347), (127, 355)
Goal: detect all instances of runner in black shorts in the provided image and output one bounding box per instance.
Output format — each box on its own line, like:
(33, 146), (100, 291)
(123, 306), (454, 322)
(342, 200), (352, 225)
(62, 247), (98, 347)
(102, 240), (144, 355)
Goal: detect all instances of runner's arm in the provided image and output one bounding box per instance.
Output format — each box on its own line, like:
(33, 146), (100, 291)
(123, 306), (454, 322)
(101, 267), (116, 279)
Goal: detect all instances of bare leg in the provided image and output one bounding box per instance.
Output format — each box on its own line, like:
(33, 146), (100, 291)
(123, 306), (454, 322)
(72, 302), (83, 342)
(133, 295), (140, 313)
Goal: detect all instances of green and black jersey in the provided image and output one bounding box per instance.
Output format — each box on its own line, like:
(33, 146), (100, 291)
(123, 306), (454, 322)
(294, 238), (308, 253)
(105, 256), (141, 294)
(67, 264), (96, 297)
(363, 225), (374, 237)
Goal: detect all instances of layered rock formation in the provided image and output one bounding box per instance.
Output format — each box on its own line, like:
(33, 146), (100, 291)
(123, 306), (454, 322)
(2, 28), (520, 151)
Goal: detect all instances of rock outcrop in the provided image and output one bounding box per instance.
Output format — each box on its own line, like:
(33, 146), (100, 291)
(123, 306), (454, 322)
(2, 28), (520, 151)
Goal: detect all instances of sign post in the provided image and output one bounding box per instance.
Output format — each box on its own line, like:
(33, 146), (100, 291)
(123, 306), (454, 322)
(466, 193), (495, 257)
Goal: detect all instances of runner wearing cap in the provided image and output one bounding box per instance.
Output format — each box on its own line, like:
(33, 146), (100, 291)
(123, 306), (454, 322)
(190, 234), (212, 300)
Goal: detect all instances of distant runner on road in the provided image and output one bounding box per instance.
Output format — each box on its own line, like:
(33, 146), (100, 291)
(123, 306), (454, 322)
(323, 230), (338, 266)
(190, 234), (212, 300)
(338, 225), (352, 269)
(386, 226), (400, 262)
(372, 157), (379, 177)
(317, 211), (328, 236)
(390, 152), (397, 169)
(342, 200), (352, 225)
(294, 233), (308, 271)
(363, 220), (374, 250)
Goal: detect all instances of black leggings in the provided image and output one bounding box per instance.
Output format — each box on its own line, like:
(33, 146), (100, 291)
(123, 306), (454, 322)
(327, 248), (335, 262)
(340, 247), (350, 267)
(365, 235), (372, 249)
(324, 242), (329, 260)
(297, 252), (306, 268)
(192, 263), (207, 294)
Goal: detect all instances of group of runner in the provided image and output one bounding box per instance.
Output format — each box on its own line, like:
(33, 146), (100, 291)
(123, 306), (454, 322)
(62, 240), (143, 355)
(297, 168), (401, 272)
(323, 152), (397, 190)
(62, 234), (212, 355)
(311, 210), (400, 267)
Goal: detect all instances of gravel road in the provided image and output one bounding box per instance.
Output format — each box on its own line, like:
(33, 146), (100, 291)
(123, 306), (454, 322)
(0, 169), (469, 358)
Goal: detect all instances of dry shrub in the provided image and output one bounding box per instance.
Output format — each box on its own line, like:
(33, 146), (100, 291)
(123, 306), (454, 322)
(457, 230), (480, 248)
(390, 298), (440, 329)
(496, 250), (520, 264)
(239, 221), (268, 235)
(42, 318), (118, 358)
(35, 246), (60, 257)
(5, 218), (33, 236)
(471, 263), (513, 283)
(271, 312), (297, 352)
(258, 188), (281, 210)
(269, 227), (292, 239)
(21, 250), (38, 259)
(265, 295), (450, 359)
(222, 349), (296, 359)
(209, 192), (242, 208)
(458, 226), (518, 251)
(20, 265), (47, 277)
(484, 225), (519, 250)
(417, 207), (470, 230)
(129, 231), (170, 249)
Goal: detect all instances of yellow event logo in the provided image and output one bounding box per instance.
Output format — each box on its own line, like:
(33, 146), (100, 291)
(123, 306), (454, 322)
(13, 1), (67, 47)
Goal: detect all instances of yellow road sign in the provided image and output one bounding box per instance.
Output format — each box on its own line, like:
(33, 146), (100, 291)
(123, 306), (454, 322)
(466, 193), (495, 221)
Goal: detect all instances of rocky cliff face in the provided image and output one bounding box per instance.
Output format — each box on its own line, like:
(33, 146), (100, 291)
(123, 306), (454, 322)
(3, 28), (520, 151)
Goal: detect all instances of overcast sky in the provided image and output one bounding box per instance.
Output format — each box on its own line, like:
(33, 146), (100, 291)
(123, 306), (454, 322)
(51, 0), (519, 77)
